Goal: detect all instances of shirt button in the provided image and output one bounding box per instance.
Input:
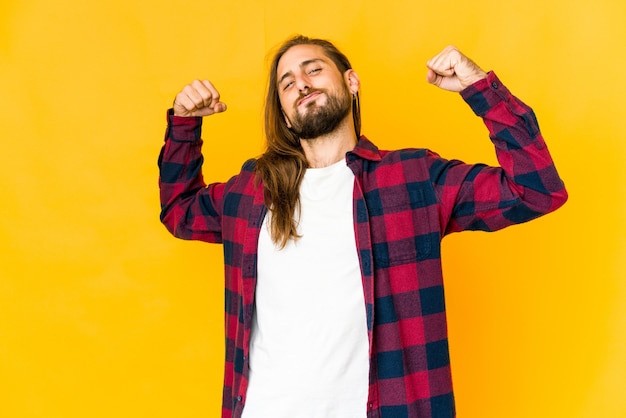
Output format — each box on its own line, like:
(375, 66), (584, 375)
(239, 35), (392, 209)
(237, 396), (242, 402)
(368, 403), (374, 409)
(491, 81), (499, 89)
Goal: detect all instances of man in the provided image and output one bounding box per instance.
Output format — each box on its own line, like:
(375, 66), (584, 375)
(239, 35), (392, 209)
(158, 35), (567, 418)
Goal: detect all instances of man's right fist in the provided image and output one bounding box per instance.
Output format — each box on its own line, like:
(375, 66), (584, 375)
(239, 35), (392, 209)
(173, 80), (227, 117)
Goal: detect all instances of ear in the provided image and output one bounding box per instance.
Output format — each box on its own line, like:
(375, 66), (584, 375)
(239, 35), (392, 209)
(344, 69), (360, 95)
(282, 109), (292, 128)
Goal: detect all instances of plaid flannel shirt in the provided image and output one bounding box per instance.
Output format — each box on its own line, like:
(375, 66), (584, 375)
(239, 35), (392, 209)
(158, 72), (567, 418)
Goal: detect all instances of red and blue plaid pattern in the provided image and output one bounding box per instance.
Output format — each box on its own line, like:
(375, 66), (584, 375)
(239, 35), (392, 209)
(158, 72), (567, 418)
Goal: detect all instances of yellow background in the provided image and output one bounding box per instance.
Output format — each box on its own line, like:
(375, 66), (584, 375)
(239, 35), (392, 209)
(1, 0), (624, 417)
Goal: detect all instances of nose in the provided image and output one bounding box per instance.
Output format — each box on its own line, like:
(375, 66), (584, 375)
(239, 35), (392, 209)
(294, 73), (311, 93)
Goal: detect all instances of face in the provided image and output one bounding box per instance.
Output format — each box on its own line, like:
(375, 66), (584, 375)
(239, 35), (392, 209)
(276, 44), (355, 139)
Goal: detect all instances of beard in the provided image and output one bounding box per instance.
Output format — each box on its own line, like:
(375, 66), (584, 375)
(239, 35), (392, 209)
(288, 86), (352, 140)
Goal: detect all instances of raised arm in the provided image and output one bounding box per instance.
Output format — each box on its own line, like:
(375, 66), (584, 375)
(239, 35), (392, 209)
(424, 47), (568, 234)
(158, 80), (229, 243)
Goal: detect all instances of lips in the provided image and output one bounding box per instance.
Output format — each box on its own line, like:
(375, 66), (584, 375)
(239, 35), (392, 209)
(297, 91), (322, 107)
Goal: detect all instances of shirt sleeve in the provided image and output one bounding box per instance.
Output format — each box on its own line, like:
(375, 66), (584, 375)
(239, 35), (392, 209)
(429, 72), (568, 235)
(158, 109), (225, 243)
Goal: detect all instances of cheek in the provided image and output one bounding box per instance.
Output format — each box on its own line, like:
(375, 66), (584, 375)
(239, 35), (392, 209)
(278, 97), (293, 127)
(279, 93), (300, 120)
(278, 92), (294, 110)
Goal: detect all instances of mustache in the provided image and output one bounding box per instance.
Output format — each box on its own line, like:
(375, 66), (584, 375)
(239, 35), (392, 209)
(295, 88), (325, 107)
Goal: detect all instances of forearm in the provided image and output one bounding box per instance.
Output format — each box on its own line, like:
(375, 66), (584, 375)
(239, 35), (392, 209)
(434, 73), (567, 234)
(158, 110), (224, 242)
(463, 72), (567, 213)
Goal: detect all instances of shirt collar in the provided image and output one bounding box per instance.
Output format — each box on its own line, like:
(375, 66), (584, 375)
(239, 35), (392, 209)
(347, 135), (382, 162)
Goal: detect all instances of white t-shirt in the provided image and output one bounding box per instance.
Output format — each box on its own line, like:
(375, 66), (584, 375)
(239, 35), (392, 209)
(242, 159), (369, 418)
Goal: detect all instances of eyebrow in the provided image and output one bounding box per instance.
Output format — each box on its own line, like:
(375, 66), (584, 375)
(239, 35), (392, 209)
(278, 58), (326, 86)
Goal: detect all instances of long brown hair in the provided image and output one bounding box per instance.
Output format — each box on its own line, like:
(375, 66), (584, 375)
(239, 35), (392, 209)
(255, 35), (361, 249)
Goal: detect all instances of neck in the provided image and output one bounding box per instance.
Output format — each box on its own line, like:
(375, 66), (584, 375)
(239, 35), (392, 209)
(300, 117), (358, 168)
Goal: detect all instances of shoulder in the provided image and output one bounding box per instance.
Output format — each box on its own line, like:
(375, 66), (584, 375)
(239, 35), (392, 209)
(241, 158), (257, 171)
(222, 158), (259, 194)
(381, 147), (429, 160)
(372, 148), (440, 169)
(353, 137), (435, 164)
(357, 147), (450, 191)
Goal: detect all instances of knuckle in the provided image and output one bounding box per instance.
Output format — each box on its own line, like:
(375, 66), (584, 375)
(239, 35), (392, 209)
(200, 90), (212, 101)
